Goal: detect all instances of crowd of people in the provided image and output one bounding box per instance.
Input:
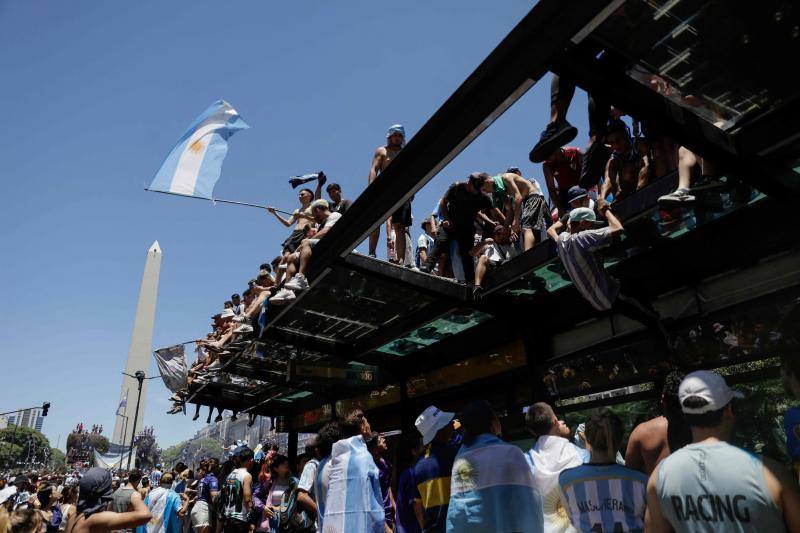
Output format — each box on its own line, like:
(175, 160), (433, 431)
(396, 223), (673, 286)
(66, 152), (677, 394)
(6, 370), (800, 532)
(168, 117), (668, 408)
(156, 67), (743, 417)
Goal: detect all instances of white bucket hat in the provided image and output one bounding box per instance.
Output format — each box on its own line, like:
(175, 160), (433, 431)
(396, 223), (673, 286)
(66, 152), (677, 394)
(415, 405), (455, 445)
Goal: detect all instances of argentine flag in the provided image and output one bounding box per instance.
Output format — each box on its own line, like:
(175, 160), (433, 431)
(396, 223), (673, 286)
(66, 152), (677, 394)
(149, 100), (249, 199)
(116, 391), (128, 416)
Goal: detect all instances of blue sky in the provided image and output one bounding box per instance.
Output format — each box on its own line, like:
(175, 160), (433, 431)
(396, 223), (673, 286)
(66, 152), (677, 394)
(0, 1), (590, 450)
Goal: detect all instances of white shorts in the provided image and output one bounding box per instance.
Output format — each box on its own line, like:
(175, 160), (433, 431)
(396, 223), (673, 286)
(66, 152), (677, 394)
(190, 500), (211, 529)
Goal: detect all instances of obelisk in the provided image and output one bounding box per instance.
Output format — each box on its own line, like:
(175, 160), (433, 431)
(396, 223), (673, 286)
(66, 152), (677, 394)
(112, 241), (162, 447)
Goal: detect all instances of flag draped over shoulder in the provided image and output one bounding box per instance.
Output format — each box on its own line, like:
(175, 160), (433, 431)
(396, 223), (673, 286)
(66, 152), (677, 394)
(136, 487), (183, 533)
(324, 435), (385, 533)
(447, 433), (544, 533)
(153, 344), (188, 393)
(149, 100), (249, 199)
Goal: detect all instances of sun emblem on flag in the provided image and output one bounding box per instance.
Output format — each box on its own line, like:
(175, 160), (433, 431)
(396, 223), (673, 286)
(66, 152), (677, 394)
(189, 139), (205, 153)
(452, 458), (477, 491)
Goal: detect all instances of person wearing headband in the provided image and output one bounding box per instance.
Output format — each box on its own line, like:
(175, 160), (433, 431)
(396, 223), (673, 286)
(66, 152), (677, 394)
(368, 124), (413, 265)
(65, 467), (151, 533)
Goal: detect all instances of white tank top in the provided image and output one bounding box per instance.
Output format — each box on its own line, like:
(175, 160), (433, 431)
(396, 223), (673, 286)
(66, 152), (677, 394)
(221, 468), (250, 522)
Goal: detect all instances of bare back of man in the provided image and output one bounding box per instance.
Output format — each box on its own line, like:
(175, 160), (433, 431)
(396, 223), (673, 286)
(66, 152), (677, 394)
(625, 416), (670, 475)
(67, 494), (150, 533)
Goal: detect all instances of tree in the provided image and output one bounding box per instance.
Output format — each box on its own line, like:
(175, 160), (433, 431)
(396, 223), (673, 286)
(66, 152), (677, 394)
(162, 438), (224, 468)
(50, 447), (66, 471)
(87, 434), (110, 454)
(0, 426), (51, 468)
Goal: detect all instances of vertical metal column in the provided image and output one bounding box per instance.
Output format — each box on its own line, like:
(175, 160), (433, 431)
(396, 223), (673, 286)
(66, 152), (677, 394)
(399, 380), (411, 434)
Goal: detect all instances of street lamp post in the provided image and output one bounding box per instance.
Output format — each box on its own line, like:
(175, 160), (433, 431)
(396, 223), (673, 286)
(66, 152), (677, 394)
(124, 371), (146, 470)
(116, 414), (129, 469)
(121, 370), (160, 470)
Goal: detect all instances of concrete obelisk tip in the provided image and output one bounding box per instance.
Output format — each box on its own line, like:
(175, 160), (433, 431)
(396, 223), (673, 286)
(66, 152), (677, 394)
(112, 241), (162, 450)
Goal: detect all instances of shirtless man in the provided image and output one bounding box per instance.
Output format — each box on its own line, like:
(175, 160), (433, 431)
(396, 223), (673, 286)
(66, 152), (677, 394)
(478, 171), (548, 251)
(66, 468), (151, 533)
(625, 371), (691, 475)
(600, 119), (649, 203)
(368, 124), (410, 263)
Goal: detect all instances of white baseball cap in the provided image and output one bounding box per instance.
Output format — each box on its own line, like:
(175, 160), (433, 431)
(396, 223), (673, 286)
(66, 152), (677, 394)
(415, 405), (455, 445)
(678, 370), (744, 414)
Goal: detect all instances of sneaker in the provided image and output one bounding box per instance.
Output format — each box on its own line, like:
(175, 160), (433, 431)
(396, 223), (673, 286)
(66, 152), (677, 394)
(214, 414), (224, 423)
(167, 405), (183, 415)
(529, 120), (578, 163)
(192, 412), (200, 421)
(270, 288), (296, 304)
(284, 274), (309, 291)
(658, 188), (696, 207)
(579, 140), (611, 188)
(472, 285), (485, 302)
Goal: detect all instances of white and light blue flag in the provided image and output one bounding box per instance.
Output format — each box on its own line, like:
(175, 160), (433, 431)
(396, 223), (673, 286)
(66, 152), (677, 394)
(116, 391), (128, 416)
(149, 100), (249, 199)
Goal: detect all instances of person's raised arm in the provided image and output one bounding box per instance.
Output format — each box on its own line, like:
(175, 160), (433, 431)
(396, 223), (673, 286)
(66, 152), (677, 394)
(314, 172), (325, 200)
(600, 158), (615, 201)
(597, 199), (623, 235)
(89, 490), (151, 531)
(439, 190), (453, 230)
(267, 207), (296, 228)
(542, 161), (562, 217)
(547, 219), (564, 242)
(644, 469), (673, 533)
(428, 215), (438, 236)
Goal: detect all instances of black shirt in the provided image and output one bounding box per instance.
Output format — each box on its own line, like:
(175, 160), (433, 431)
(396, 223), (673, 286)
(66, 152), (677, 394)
(443, 183), (492, 232)
(330, 199), (352, 215)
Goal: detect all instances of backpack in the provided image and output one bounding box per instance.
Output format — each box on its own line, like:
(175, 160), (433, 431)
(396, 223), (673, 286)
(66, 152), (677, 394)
(278, 478), (316, 533)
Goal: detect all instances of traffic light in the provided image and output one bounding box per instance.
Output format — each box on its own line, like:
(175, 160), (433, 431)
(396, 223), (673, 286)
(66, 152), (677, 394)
(41, 402), (50, 416)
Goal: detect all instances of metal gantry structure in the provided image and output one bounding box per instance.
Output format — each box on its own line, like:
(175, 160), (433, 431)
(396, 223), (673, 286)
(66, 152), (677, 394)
(180, 0), (800, 444)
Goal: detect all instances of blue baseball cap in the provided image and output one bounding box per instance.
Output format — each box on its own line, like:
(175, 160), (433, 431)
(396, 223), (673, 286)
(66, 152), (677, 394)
(567, 185), (588, 203)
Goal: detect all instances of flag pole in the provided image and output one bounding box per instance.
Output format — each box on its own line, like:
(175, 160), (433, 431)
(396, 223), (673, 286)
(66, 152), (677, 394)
(144, 187), (294, 216)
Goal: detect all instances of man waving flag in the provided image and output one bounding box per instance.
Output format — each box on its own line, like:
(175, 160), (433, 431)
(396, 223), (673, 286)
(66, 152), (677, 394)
(149, 100), (249, 199)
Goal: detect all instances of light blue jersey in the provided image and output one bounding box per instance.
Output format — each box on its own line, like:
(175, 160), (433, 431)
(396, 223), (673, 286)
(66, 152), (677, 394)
(655, 441), (786, 533)
(559, 463), (647, 532)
